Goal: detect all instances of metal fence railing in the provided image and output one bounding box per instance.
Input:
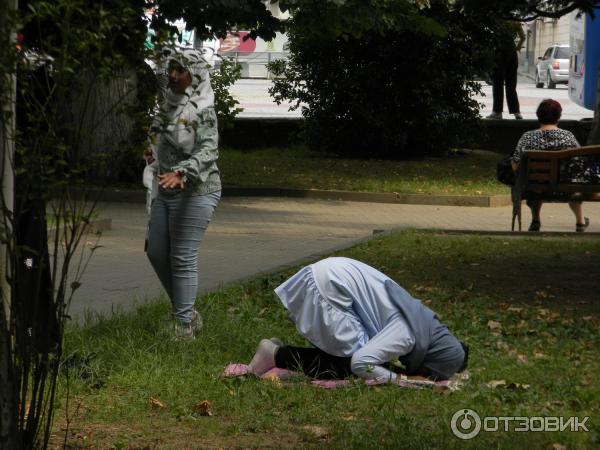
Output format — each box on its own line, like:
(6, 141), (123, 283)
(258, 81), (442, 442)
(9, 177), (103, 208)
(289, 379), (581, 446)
(220, 52), (289, 79)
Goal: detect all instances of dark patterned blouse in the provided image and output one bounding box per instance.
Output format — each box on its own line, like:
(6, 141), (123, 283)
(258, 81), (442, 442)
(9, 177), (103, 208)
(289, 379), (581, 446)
(511, 128), (579, 164)
(512, 128), (600, 184)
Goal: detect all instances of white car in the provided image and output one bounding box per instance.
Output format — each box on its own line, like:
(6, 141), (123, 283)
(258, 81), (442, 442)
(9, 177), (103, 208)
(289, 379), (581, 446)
(535, 44), (570, 89)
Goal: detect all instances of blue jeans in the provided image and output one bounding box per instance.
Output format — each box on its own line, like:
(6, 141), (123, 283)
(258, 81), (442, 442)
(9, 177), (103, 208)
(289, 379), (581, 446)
(146, 191), (220, 324)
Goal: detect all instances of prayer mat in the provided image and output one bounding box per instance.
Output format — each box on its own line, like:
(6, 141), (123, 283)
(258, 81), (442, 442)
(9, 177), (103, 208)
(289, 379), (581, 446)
(222, 363), (468, 391)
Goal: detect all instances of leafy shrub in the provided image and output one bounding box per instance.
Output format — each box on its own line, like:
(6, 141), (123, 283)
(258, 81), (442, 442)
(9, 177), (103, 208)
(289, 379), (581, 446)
(211, 57), (243, 131)
(270, 0), (497, 158)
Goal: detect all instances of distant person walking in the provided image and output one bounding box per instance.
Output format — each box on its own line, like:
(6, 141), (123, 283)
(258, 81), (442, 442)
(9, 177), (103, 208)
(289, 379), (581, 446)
(487, 22), (526, 120)
(145, 48), (221, 340)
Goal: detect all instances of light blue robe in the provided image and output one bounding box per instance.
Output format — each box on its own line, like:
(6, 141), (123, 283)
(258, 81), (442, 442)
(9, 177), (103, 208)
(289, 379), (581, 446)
(275, 257), (465, 381)
(275, 257), (415, 381)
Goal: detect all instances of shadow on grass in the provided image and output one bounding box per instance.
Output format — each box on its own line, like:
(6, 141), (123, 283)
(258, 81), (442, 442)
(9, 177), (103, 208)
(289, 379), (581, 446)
(342, 230), (600, 312)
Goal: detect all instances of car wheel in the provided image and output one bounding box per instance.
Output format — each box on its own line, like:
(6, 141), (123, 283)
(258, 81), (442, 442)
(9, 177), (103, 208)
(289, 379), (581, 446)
(547, 71), (556, 89)
(535, 70), (544, 88)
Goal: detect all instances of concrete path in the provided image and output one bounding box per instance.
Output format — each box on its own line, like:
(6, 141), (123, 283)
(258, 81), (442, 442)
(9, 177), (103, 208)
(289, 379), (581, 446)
(69, 198), (600, 322)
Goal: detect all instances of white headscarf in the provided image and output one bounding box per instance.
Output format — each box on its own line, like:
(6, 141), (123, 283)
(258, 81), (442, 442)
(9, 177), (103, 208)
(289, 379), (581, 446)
(164, 47), (214, 111)
(155, 47), (215, 154)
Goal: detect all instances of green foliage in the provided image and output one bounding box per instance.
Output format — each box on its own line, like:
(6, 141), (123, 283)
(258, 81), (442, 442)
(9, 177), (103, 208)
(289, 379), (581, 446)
(16, 0), (150, 183)
(269, 0), (498, 158)
(154, 0), (285, 41)
(211, 58), (243, 131)
(456, 0), (599, 20)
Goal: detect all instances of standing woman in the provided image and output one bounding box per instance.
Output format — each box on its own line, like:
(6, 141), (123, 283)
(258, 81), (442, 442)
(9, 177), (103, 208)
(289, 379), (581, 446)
(146, 49), (221, 340)
(486, 21), (525, 120)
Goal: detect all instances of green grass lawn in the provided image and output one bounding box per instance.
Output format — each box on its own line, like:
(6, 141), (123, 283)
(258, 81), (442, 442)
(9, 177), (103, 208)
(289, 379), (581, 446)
(55, 231), (599, 449)
(219, 146), (509, 196)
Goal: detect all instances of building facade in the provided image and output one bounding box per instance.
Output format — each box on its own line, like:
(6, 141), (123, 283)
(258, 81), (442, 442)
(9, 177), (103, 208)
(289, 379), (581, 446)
(521, 13), (573, 74)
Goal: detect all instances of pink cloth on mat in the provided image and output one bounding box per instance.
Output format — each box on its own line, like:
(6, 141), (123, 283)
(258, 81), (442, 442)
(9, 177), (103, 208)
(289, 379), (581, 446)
(222, 363), (458, 390)
(311, 379), (351, 389)
(223, 363), (250, 377)
(222, 363), (295, 380)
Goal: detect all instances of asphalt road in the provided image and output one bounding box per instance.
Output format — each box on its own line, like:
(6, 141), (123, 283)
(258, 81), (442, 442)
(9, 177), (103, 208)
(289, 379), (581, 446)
(230, 76), (594, 120)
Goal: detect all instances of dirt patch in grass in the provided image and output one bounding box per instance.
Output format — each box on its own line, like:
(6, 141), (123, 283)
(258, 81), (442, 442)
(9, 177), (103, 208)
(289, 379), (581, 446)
(50, 419), (308, 449)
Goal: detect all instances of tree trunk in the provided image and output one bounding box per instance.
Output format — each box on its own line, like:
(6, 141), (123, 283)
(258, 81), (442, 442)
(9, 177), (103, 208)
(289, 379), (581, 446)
(0, 0), (19, 447)
(586, 61), (600, 145)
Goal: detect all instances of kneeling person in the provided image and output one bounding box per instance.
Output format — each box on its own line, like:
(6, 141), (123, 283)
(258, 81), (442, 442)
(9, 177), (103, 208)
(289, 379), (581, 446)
(249, 257), (468, 382)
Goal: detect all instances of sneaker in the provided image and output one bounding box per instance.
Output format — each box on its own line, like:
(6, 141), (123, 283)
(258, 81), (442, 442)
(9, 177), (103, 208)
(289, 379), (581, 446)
(576, 217), (590, 232)
(486, 112), (502, 119)
(248, 339), (279, 376)
(191, 309), (203, 333)
(514, 113), (523, 120)
(174, 322), (195, 341)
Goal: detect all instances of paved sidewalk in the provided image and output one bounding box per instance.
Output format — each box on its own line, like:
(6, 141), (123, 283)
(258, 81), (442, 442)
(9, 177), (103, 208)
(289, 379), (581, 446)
(69, 198), (600, 322)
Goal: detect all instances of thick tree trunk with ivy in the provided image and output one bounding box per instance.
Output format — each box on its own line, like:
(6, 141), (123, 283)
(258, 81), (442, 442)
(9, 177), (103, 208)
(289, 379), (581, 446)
(69, 71), (139, 182)
(0, 1), (153, 447)
(0, 0), (18, 446)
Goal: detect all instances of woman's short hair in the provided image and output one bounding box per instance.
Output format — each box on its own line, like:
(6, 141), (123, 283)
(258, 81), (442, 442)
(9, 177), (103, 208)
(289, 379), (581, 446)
(536, 99), (562, 124)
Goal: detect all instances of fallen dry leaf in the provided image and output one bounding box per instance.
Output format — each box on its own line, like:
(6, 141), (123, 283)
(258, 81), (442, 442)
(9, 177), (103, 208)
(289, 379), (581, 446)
(516, 320), (528, 329)
(302, 425), (329, 440)
(516, 354), (529, 364)
(496, 340), (510, 351)
(433, 383), (450, 394)
(487, 320), (502, 331)
(191, 400), (213, 416)
(548, 444), (567, 450)
(507, 306), (524, 314)
(149, 396), (166, 410)
(545, 400), (566, 410)
(341, 414), (356, 421)
(487, 380), (506, 389)
(533, 351), (547, 359)
(506, 382), (531, 391)
(263, 373), (283, 387)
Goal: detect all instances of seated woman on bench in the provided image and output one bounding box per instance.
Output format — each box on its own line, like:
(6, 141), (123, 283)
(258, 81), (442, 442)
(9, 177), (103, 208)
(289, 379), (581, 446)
(247, 257), (468, 382)
(511, 98), (589, 232)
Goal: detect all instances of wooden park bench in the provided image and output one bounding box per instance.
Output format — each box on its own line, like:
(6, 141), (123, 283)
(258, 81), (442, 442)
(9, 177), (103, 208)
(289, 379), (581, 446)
(512, 145), (600, 231)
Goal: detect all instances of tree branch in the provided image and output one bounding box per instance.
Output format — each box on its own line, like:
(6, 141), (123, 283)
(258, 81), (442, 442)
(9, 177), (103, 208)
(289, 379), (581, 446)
(504, 1), (593, 21)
